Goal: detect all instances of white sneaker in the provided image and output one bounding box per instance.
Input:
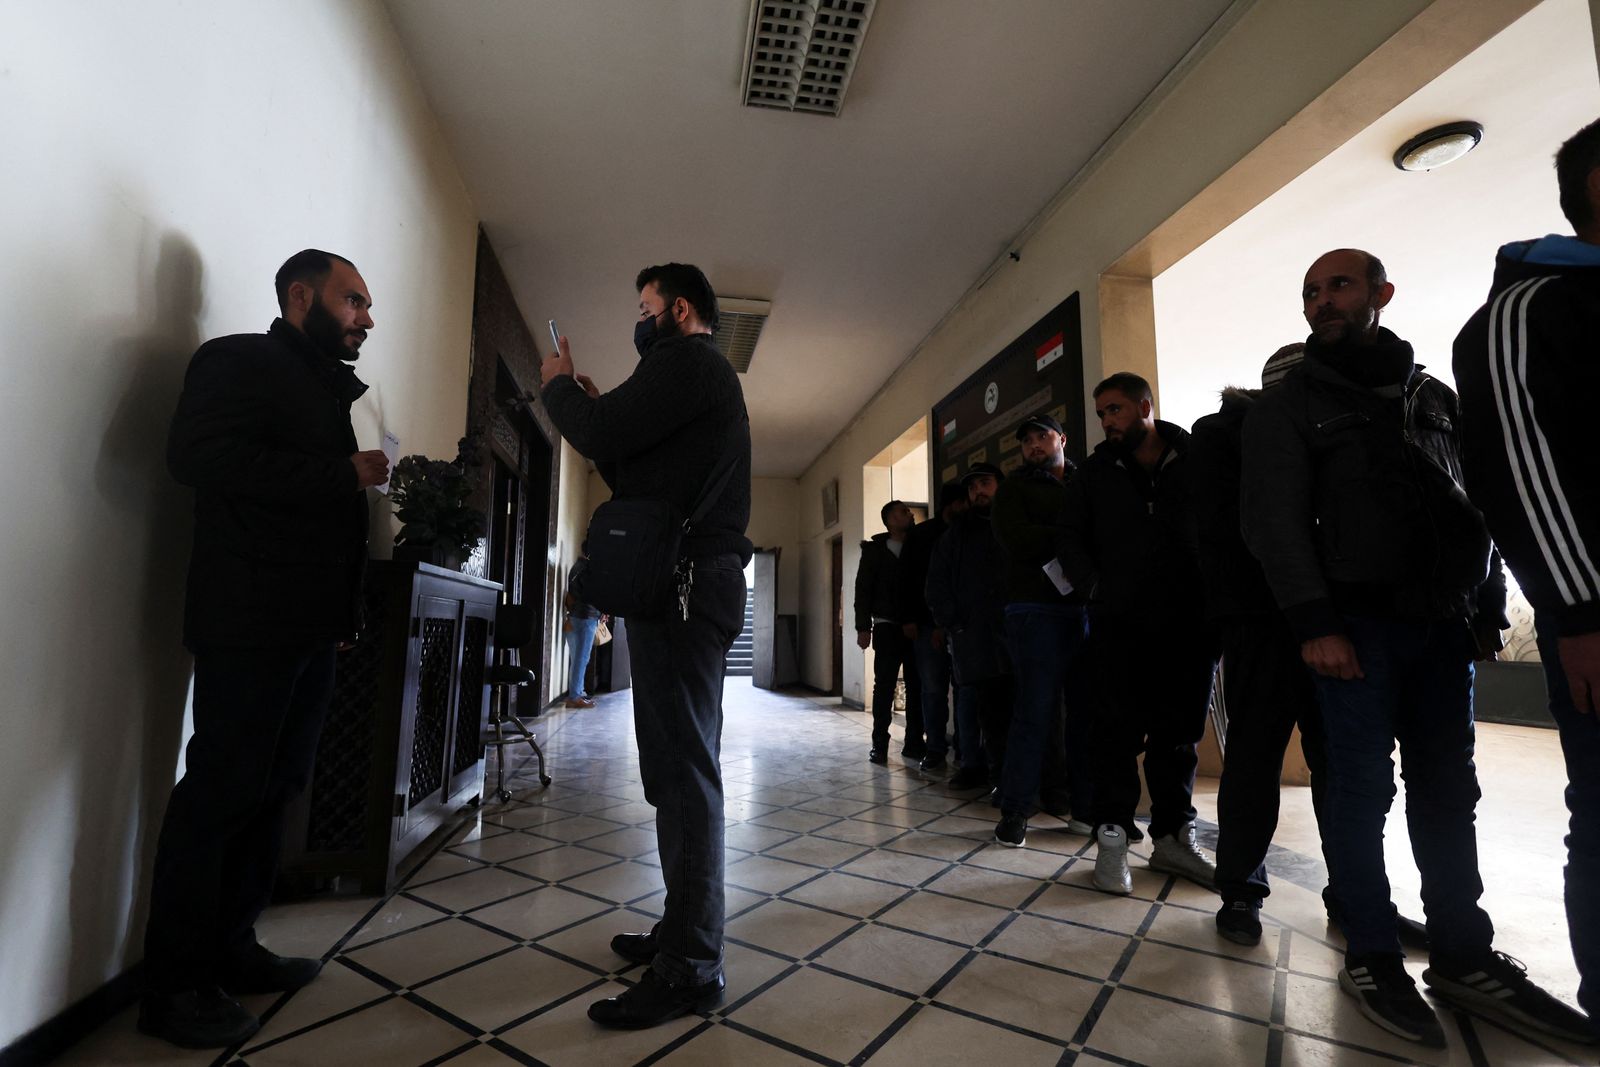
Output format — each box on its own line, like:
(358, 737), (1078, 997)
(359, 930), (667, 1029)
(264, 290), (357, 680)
(1065, 818), (1094, 836)
(1093, 823), (1133, 895)
(1149, 822), (1217, 889)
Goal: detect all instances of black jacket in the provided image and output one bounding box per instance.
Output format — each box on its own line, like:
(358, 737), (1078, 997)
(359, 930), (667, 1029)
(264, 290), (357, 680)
(1190, 389), (1276, 622)
(1056, 420), (1204, 623)
(925, 510), (1009, 683)
(1454, 237), (1600, 638)
(991, 463), (1085, 606)
(854, 533), (904, 632)
(544, 332), (752, 563)
(168, 318), (369, 649)
(1241, 328), (1501, 641)
(896, 516), (948, 626)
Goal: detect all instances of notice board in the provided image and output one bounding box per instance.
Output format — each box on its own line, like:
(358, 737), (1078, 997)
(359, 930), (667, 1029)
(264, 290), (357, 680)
(930, 292), (1085, 490)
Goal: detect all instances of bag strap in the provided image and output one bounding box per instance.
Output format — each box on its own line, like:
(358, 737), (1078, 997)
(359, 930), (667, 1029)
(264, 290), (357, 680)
(683, 417), (747, 532)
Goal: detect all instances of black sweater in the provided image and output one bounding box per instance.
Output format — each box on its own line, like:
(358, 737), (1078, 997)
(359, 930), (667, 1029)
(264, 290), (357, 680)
(544, 333), (752, 564)
(1454, 237), (1600, 637)
(1056, 421), (1203, 623)
(168, 318), (368, 648)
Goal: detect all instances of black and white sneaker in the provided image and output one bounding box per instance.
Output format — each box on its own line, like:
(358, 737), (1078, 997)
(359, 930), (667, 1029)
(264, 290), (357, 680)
(1339, 954), (1445, 1047)
(993, 812), (1026, 848)
(1424, 951), (1597, 1045)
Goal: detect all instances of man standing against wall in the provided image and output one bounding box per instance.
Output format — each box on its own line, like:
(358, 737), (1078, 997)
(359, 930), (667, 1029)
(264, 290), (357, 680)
(899, 481), (968, 771)
(925, 463), (1012, 792)
(1057, 375), (1217, 895)
(541, 262), (751, 1029)
(855, 500), (923, 763)
(142, 250), (388, 1048)
(1243, 249), (1580, 1048)
(1455, 119), (1600, 1042)
(990, 413), (1091, 847)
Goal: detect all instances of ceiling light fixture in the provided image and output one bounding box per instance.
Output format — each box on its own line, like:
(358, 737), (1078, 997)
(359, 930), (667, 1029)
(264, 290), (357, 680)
(1393, 121), (1484, 172)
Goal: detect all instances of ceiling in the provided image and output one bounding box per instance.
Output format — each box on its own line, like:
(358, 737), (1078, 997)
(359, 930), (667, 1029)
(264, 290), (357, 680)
(1155, 0), (1599, 432)
(384, 0), (1233, 476)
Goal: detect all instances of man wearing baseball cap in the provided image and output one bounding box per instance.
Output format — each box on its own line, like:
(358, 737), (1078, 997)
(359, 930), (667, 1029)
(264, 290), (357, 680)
(989, 413), (1094, 847)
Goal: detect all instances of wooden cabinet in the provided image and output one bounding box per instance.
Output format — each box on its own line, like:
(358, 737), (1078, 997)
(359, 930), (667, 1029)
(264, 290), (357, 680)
(278, 561), (502, 896)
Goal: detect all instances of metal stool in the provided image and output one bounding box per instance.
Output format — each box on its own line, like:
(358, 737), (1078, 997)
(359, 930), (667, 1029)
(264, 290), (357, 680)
(484, 603), (551, 801)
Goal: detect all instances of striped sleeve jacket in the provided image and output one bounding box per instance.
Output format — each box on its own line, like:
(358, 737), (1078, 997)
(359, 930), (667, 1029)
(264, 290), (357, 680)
(1452, 239), (1600, 638)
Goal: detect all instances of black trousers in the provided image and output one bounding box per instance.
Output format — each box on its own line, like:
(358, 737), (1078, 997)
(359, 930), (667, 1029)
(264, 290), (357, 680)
(869, 621), (923, 753)
(143, 643), (336, 991)
(1213, 616), (1329, 904)
(1089, 622), (1219, 839)
(627, 554), (745, 984)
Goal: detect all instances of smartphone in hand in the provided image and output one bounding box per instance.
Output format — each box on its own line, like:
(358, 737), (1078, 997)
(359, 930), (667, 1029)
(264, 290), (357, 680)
(548, 319), (561, 353)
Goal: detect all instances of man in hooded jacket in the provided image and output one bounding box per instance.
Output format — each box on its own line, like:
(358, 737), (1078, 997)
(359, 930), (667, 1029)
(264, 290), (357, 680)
(1454, 118), (1600, 1041)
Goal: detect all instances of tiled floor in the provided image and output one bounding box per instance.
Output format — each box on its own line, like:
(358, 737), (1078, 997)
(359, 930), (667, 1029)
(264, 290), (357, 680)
(63, 681), (1590, 1066)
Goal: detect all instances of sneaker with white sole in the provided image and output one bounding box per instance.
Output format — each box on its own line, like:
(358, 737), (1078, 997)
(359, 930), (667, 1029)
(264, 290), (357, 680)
(1093, 823), (1132, 895)
(1064, 818), (1094, 836)
(1341, 953), (1445, 1047)
(1423, 950), (1597, 1045)
(1148, 822), (1216, 889)
(993, 812), (1026, 848)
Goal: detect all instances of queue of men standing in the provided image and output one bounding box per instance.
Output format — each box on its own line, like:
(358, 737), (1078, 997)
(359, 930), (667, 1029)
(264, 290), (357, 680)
(857, 117), (1600, 1052)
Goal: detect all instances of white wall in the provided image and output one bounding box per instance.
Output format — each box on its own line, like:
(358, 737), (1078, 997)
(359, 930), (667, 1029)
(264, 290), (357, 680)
(1155, 0), (1598, 432)
(793, 0), (1442, 691)
(0, 1), (477, 1048)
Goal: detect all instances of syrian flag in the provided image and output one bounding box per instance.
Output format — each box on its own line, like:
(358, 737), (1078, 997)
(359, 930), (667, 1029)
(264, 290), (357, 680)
(1036, 333), (1065, 372)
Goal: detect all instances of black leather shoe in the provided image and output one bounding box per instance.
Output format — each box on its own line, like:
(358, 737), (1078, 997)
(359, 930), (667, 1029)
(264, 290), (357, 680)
(219, 943), (323, 994)
(610, 930), (657, 965)
(901, 744), (927, 761)
(919, 753), (947, 772)
(138, 987), (260, 1049)
(868, 748), (887, 765)
(588, 968), (725, 1029)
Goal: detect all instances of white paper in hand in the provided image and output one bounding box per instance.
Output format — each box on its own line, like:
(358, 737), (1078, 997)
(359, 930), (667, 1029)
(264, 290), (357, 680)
(377, 430), (401, 495)
(1042, 558), (1074, 597)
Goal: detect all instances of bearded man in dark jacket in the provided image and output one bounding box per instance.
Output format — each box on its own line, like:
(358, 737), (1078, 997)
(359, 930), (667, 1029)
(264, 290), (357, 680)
(1454, 118), (1600, 1043)
(1242, 248), (1580, 1049)
(926, 463), (1011, 791)
(141, 250), (389, 1050)
(1057, 373), (1218, 897)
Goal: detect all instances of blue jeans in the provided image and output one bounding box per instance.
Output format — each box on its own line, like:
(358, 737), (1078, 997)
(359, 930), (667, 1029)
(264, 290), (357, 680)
(913, 629), (952, 758)
(566, 616), (599, 700)
(1000, 604), (1090, 818)
(1538, 615), (1600, 1028)
(1313, 615), (1494, 961)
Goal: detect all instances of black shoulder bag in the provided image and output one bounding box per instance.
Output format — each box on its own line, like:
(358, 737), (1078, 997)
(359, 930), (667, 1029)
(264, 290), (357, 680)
(573, 438), (741, 619)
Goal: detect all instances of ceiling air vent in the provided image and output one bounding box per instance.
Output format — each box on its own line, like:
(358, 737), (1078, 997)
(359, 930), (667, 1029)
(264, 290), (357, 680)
(711, 298), (772, 374)
(741, 0), (877, 116)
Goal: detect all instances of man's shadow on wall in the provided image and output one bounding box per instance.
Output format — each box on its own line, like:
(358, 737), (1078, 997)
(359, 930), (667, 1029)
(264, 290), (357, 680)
(72, 232), (204, 994)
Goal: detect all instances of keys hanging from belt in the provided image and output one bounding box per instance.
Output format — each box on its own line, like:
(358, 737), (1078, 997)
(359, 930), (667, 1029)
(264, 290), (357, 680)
(675, 558), (695, 622)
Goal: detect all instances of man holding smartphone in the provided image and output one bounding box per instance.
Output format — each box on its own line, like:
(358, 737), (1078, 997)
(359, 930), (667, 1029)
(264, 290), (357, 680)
(541, 263), (751, 1029)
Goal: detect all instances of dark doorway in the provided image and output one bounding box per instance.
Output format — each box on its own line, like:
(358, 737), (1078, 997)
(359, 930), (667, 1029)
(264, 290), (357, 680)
(829, 535), (844, 696)
(464, 231), (564, 712)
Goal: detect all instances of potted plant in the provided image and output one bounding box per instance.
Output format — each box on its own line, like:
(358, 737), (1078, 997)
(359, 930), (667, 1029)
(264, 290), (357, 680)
(389, 435), (486, 570)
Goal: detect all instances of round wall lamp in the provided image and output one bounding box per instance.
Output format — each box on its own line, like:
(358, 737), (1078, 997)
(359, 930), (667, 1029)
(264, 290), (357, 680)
(1394, 121), (1484, 172)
